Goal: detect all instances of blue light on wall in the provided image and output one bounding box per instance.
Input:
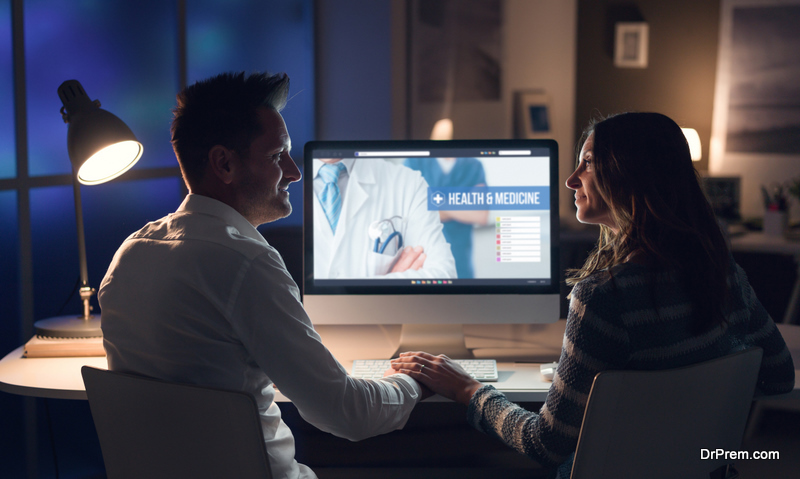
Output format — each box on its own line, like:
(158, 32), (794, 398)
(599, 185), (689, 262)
(0, 2), (22, 474)
(29, 185), (75, 320)
(30, 178), (183, 320)
(4, 1), (317, 476)
(0, 190), (19, 352)
(0, 0), (13, 179)
(187, 0), (314, 227)
(24, 0), (179, 177)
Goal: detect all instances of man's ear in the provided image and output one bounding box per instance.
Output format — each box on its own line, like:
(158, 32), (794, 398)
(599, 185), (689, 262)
(208, 145), (237, 184)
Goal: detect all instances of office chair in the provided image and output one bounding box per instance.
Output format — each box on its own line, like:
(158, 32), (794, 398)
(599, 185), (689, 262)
(744, 323), (799, 439)
(81, 366), (273, 479)
(570, 347), (762, 479)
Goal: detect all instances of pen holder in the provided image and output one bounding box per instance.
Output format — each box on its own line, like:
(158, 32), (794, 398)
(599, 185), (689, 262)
(763, 210), (788, 237)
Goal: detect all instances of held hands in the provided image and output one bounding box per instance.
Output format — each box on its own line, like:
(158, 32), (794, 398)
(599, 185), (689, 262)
(390, 246), (427, 273)
(390, 351), (483, 405)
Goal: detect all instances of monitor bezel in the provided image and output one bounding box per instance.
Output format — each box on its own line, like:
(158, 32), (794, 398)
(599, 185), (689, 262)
(302, 138), (560, 296)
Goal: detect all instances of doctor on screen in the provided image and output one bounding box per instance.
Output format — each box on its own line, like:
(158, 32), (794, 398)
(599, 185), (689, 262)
(313, 158), (456, 279)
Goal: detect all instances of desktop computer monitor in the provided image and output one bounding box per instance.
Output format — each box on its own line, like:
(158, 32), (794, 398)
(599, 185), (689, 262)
(303, 139), (560, 358)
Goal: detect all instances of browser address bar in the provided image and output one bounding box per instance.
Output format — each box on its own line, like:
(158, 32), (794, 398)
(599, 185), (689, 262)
(354, 151), (430, 157)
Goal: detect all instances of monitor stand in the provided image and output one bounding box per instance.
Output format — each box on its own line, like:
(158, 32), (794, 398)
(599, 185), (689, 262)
(392, 323), (474, 359)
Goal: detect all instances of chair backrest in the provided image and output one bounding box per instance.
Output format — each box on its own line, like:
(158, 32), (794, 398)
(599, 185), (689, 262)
(81, 366), (272, 479)
(570, 347), (762, 479)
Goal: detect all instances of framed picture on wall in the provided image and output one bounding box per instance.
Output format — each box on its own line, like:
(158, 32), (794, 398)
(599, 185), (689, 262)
(614, 22), (649, 68)
(407, 0), (504, 140)
(514, 90), (552, 139)
(709, 0), (800, 219)
(711, 0), (800, 160)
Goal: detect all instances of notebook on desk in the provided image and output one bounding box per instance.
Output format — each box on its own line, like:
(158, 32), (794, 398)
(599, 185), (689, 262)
(23, 335), (106, 358)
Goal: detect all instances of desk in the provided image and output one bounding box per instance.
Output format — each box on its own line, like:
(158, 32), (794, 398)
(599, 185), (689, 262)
(2, 321), (798, 401)
(730, 231), (800, 324)
(0, 348), (107, 400)
(0, 321), (567, 402)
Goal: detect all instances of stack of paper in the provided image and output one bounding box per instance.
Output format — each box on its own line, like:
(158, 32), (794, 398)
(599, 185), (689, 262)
(23, 335), (106, 358)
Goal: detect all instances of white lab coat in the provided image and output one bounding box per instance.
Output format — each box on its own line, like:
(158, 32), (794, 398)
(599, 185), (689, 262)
(313, 159), (456, 279)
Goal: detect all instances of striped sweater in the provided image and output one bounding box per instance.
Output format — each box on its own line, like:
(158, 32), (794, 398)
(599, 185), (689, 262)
(467, 259), (795, 474)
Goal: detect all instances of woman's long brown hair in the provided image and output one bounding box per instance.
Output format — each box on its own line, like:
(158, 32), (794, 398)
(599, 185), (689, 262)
(566, 112), (730, 332)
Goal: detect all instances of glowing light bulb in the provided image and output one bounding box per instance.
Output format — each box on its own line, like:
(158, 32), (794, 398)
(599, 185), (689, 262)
(77, 140), (143, 185)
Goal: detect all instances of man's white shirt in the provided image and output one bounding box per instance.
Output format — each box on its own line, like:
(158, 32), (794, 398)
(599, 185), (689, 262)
(99, 194), (421, 479)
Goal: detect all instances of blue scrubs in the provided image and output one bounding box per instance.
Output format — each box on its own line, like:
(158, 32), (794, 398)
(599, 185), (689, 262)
(405, 157), (486, 279)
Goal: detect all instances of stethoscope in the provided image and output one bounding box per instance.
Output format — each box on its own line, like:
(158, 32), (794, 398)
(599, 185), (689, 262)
(368, 216), (404, 254)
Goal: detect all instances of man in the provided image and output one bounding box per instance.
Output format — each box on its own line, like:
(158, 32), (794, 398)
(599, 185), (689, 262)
(312, 157), (457, 279)
(98, 72), (422, 479)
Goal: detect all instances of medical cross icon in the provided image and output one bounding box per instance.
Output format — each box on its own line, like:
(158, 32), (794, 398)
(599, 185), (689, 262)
(432, 192), (445, 206)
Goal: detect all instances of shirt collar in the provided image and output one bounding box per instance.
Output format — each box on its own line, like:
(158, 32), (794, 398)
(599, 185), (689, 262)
(177, 194), (267, 244)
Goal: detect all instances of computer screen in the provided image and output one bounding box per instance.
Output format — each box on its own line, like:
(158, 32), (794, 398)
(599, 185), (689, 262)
(303, 139), (560, 357)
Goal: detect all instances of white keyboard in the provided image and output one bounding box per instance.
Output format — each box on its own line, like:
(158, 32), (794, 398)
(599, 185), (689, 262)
(351, 359), (498, 382)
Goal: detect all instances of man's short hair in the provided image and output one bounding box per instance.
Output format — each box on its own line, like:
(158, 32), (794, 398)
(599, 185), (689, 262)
(171, 71), (290, 188)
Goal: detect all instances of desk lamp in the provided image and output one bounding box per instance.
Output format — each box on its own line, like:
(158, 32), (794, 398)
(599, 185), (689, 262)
(33, 80), (143, 338)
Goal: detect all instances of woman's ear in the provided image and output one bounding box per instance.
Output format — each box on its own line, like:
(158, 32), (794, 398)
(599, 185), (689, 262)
(208, 145), (237, 184)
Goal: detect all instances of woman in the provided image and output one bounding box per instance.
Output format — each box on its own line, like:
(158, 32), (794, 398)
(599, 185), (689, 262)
(390, 112), (795, 477)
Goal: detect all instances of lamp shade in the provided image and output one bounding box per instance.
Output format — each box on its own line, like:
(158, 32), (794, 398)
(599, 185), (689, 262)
(430, 118), (454, 141)
(58, 80), (143, 184)
(681, 128), (702, 161)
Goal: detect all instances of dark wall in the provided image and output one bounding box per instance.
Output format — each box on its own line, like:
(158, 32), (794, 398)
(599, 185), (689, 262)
(314, 0), (393, 140)
(575, 0), (720, 171)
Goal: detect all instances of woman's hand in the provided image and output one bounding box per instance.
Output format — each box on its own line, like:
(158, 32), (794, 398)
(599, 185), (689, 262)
(390, 351), (484, 405)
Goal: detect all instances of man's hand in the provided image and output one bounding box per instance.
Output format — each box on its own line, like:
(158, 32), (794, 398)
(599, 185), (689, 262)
(390, 246), (426, 273)
(390, 352), (483, 405)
